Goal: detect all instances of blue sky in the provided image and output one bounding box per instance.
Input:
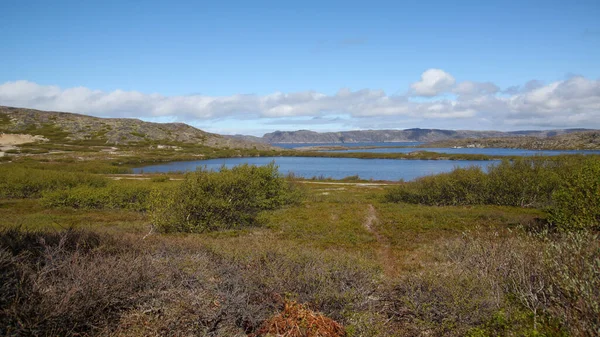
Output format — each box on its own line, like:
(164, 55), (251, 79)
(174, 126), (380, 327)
(1, 0), (599, 135)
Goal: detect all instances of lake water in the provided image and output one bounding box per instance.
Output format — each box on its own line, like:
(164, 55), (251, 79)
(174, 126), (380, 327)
(325, 146), (600, 156)
(273, 142), (423, 149)
(134, 157), (498, 181)
(275, 142), (600, 156)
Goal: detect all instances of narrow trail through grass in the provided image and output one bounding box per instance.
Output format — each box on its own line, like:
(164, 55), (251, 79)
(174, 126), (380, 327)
(363, 204), (397, 278)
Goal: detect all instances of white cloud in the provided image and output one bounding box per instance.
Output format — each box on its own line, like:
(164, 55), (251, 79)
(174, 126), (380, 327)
(454, 81), (499, 96)
(1, 73), (600, 133)
(410, 69), (456, 96)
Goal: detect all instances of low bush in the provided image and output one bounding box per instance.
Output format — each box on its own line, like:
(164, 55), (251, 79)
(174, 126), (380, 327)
(149, 174), (170, 182)
(0, 229), (159, 336)
(386, 229), (600, 336)
(0, 166), (107, 198)
(385, 157), (568, 207)
(253, 300), (346, 337)
(387, 269), (503, 336)
(41, 182), (153, 211)
(385, 156), (600, 229)
(547, 158), (600, 230)
(150, 163), (302, 232)
(486, 157), (562, 207)
(385, 166), (488, 206)
(0, 228), (379, 336)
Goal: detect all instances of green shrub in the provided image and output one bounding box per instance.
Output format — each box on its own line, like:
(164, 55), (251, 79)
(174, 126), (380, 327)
(385, 166), (488, 205)
(150, 163), (302, 233)
(385, 156), (591, 208)
(385, 156), (600, 232)
(42, 182), (152, 211)
(486, 158), (561, 207)
(0, 166), (107, 198)
(149, 174), (170, 182)
(547, 158), (600, 230)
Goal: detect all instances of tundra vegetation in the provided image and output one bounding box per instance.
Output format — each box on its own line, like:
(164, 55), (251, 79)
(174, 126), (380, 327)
(1, 151), (599, 336)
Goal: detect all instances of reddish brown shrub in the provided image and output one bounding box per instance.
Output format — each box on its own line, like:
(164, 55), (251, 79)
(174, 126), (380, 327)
(253, 300), (346, 337)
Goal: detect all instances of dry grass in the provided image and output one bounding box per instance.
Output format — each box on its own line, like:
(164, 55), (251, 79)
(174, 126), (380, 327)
(383, 228), (600, 336)
(0, 224), (380, 336)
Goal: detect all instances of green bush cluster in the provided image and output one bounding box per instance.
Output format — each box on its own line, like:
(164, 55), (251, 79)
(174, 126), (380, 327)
(41, 182), (152, 211)
(17, 160), (132, 174)
(386, 166), (490, 206)
(385, 157), (569, 207)
(0, 166), (107, 198)
(547, 158), (600, 230)
(150, 163), (302, 233)
(385, 156), (600, 230)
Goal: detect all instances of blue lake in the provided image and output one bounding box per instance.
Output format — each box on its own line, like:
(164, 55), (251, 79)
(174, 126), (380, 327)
(134, 157), (498, 181)
(273, 142), (423, 149)
(275, 142), (600, 156)
(325, 147), (600, 156)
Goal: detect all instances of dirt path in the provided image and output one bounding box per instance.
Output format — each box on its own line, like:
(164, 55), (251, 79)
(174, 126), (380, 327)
(363, 204), (396, 278)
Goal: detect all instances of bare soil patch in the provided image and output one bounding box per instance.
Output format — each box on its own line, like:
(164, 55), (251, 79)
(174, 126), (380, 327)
(0, 133), (48, 156)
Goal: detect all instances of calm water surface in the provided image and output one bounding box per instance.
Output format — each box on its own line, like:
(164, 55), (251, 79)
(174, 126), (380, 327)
(134, 157), (498, 181)
(275, 142), (600, 156)
(273, 142), (423, 149)
(326, 147), (600, 156)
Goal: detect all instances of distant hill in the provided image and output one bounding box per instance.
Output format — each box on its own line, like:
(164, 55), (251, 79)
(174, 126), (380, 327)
(423, 131), (600, 150)
(229, 128), (596, 144)
(0, 106), (272, 150)
(3, 106), (597, 151)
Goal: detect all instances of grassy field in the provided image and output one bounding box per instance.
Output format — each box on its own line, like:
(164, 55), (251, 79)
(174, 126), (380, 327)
(1, 158), (598, 336)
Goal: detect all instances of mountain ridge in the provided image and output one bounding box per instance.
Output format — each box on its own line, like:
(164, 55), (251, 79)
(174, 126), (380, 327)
(230, 128), (596, 144)
(0, 106), (272, 150)
(2, 106), (598, 150)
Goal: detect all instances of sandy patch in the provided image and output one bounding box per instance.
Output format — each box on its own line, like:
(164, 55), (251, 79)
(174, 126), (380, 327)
(0, 133), (48, 156)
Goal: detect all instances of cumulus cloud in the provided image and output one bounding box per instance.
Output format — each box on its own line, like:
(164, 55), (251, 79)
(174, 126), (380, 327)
(410, 69), (456, 96)
(453, 81), (499, 96)
(503, 80), (545, 95)
(1, 71), (600, 132)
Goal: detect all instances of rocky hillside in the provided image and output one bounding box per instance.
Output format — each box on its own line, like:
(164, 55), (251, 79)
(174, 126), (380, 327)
(232, 128), (594, 144)
(0, 106), (272, 150)
(424, 131), (600, 150)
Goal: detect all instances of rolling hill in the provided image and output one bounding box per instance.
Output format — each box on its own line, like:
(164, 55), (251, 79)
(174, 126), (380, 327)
(0, 106), (272, 150)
